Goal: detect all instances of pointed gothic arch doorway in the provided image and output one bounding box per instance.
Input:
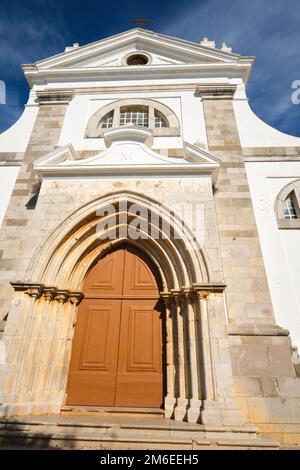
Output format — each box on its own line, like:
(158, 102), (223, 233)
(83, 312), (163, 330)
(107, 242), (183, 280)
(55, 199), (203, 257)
(66, 244), (165, 408)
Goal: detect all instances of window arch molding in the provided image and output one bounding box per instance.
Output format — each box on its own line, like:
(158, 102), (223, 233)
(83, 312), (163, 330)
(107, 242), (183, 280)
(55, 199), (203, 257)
(274, 179), (300, 229)
(85, 98), (180, 138)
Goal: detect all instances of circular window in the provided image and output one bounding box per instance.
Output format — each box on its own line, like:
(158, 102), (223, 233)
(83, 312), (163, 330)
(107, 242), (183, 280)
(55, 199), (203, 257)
(126, 54), (149, 66)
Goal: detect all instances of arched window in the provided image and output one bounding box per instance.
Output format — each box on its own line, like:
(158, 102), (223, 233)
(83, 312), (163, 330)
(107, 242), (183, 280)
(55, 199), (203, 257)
(274, 180), (300, 228)
(100, 111), (113, 129)
(283, 191), (299, 220)
(155, 110), (168, 128)
(86, 99), (180, 138)
(119, 106), (149, 127)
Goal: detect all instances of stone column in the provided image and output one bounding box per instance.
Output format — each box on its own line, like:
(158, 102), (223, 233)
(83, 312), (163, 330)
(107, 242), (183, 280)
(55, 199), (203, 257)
(112, 106), (120, 128)
(161, 292), (176, 419)
(0, 283), (83, 417)
(14, 287), (43, 403)
(182, 289), (202, 423)
(173, 290), (189, 421)
(148, 105), (155, 129)
(196, 289), (216, 403)
(30, 287), (57, 403)
(60, 293), (83, 408)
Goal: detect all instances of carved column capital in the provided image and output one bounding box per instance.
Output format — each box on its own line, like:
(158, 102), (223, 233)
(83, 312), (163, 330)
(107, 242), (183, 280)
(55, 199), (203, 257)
(195, 289), (210, 300)
(43, 287), (57, 302)
(11, 281), (84, 305)
(54, 291), (69, 304)
(170, 289), (180, 307)
(26, 286), (43, 300)
(68, 292), (84, 306)
(160, 292), (174, 309)
(180, 287), (197, 305)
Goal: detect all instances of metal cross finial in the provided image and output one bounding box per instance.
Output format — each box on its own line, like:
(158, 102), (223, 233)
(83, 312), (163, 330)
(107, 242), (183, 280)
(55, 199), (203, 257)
(131, 16), (151, 26)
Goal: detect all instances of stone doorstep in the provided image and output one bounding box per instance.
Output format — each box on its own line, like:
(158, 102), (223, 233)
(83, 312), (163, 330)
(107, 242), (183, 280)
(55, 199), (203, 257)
(61, 405), (164, 419)
(0, 432), (278, 451)
(0, 418), (257, 434)
(0, 416), (279, 449)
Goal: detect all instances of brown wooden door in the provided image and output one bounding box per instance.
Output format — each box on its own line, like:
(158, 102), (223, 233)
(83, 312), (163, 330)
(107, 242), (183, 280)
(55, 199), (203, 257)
(66, 247), (163, 408)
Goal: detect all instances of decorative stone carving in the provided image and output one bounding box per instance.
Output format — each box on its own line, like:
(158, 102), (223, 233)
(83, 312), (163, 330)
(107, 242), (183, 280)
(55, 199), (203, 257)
(200, 37), (216, 48)
(11, 282), (84, 305)
(68, 293), (84, 306)
(221, 42), (232, 53)
(54, 291), (69, 304)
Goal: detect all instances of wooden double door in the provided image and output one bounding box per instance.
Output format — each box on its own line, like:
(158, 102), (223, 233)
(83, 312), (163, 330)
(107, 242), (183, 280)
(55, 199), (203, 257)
(66, 247), (164, 408)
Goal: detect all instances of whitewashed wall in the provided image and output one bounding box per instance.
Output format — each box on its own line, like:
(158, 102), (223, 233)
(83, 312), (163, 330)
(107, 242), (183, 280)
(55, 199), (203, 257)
(58, 89), (207, 151)
(0, 166), (19, 227)
(246, 161), (300, 348)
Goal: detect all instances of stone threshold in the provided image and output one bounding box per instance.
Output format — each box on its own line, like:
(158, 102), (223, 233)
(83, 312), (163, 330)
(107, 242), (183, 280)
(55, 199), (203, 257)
(0, 415), (279, 450)
(61, 405), (164, 419)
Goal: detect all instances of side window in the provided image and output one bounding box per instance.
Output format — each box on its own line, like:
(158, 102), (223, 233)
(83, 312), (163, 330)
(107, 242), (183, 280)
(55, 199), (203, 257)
(275, 181), (300, 228)
(283, 191), (299, 220)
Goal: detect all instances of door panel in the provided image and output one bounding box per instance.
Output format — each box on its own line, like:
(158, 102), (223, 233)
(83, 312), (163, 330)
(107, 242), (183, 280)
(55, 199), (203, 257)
(66, 299), (121, 405)
(66, 247), (163, 408)
(115, 300), (163, 408)
(123, 249), (159, 296)
(83, 250), (125, 297)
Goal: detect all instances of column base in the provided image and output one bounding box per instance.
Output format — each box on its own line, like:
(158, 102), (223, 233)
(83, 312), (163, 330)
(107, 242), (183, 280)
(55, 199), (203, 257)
(174, 397), (188, 421)
(186, 399), (202, 423)
(164, 395), (176, 419)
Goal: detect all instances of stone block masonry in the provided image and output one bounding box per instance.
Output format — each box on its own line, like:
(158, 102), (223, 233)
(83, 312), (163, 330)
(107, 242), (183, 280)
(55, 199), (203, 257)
(198, 86), (274, 326)
(0, 93), (73, 322)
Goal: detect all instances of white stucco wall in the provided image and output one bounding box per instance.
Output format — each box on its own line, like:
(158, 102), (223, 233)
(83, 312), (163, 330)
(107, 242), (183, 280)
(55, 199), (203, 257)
(246, 161), (300, 348)
(234, 85), (300, 148)
(0, 166), (19, 227)
(58, 89), (207, 151)
(0, 101), (38, 153)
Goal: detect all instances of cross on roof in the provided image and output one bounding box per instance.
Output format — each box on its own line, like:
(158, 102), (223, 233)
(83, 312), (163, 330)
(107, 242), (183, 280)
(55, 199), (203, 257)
(131, 16), (151, 26)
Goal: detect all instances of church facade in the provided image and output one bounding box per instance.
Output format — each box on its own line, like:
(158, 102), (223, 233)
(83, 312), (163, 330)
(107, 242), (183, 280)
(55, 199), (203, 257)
(0, 29), (300, 445)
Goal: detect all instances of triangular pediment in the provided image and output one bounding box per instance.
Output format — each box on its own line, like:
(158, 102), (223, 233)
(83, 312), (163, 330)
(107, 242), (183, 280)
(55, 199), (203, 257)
(34, 129), (220, 181)
(32, 28), (242, 71)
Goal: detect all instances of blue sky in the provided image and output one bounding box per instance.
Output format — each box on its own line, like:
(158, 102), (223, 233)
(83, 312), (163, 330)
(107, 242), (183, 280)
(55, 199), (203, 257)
(0, 0), (299, 136)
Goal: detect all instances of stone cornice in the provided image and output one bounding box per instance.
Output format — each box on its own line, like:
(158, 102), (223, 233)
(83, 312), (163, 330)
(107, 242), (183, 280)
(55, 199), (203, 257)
(24, 64), (252, 88)
(160, 283), (226, 304)
(244, 156), (300, 162)
(227, 324), (290, 337)
(35, 164), (219, 178)
(36, 90), (74, 105)
(195, 84), (237, 100)
(192, 283), (227, 295)
(33, 141), (220, 180)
